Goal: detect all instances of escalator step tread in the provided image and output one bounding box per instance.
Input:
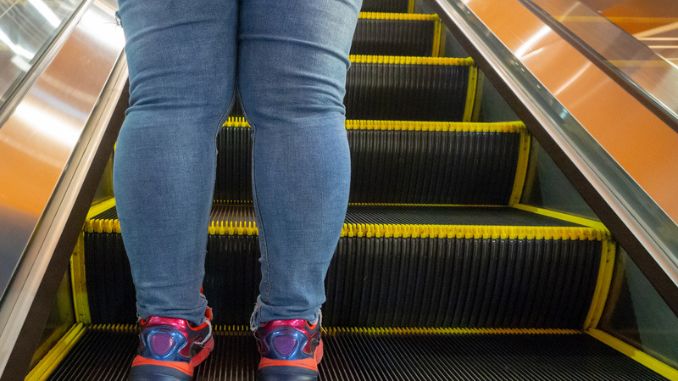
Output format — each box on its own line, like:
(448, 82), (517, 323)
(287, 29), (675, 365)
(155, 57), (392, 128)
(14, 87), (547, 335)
(215, 120), (524, 204)
(353, 14), (439, 56)
(362, 0), (409, 13)
(90, 204), (580, 228)
(47, 328), (667, 380)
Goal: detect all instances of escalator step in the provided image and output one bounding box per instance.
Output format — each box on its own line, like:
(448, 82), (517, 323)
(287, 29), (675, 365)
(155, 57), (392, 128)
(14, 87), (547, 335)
(346, 56), (476, 121)
(83, 205), (607, 328)
(353, 13), (441, 56)
(47, 326), (666, 380)
(215, 119), (527, 204)
(362, 0), (410, 13)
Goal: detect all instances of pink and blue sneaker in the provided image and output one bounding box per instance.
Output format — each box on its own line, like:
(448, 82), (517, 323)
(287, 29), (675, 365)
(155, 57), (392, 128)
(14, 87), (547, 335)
(128, 308), (214, 381)
(254, 319), (324, 381)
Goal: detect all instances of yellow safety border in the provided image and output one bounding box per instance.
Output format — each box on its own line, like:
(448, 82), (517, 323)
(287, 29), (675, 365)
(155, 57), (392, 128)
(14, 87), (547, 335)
(358, 12), (438, 21)
(407, 0), (415, 13)
(70, 233), (91, 324)
(25, 324), (86, 381)
(87, 216), (606, 241)
(349, 202), (502, 207)
(583, 239), (617, 330)
(462, 65), (478, 122)
(344, 120), (525, 132)
(588, 329), (678, 381)
(432, 16), (443, 57)
(508, 130), (532, 206)
(512, 203), (608, 231)
(225, 118), (525, 134)
(349, 54), (474, 66)
(470, 71), (484, 122)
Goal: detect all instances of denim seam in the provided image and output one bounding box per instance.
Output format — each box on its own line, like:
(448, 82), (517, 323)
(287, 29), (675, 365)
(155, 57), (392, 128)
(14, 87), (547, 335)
(237, 89), (273, 310)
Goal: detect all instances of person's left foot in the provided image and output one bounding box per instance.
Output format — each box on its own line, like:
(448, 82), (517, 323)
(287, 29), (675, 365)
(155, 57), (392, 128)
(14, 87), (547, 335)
(128, 308), (214, 381)
(254, 319), (323, 381)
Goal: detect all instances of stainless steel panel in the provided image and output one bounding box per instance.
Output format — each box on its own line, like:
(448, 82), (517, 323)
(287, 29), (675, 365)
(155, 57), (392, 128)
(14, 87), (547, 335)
(0, 0), (123, 305)
(0, 0), (82, 107)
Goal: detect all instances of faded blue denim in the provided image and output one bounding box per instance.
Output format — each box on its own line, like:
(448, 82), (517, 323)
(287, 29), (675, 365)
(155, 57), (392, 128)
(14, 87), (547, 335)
(113, 0), (360, 326)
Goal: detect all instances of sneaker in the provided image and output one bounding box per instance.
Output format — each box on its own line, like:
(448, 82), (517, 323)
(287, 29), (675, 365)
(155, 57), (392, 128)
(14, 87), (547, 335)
(128, 308), (214, 381)
(254, 319), (323, 381)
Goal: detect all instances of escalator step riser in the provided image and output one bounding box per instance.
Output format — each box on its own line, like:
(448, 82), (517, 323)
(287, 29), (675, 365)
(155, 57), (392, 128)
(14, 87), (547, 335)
(47, 329), (667, 381)
(346, 59), (473, 121)
(85, 230), (601, 328)
(352, 16), (439, 56)
(362, 0), (410, 13)
(230, 58), (475, 121)
(215, 123), (523, 204)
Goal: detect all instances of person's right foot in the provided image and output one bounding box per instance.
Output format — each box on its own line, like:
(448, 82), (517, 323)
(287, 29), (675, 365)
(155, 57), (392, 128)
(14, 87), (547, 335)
(254, 319), (323, 381)
(128, 309), (214, 381)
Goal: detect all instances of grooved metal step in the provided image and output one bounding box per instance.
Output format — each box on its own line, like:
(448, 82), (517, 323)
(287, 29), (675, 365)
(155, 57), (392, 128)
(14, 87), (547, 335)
(46, 326), (667, 381)
(81, 205), (609, 327)
(215, 119), (528, 204)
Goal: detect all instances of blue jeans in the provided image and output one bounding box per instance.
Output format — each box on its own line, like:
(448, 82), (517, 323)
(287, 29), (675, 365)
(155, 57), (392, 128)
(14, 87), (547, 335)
(113, 0), (360, 326)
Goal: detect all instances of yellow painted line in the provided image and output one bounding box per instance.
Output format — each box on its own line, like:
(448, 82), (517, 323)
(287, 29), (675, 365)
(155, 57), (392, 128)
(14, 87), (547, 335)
(588, 329), (678, 380)
(462, 65), (478, 122)
(513, 203), (608, 231)
(349, 54), (474, 66)
(25, 324), (85, 381)
(86, 197), (116, 220)
(225, 118), (525, 133)
(89, 323), (139, 333)
(583, 239), (617, 329)
(359, 12), (438, 21)
(70, 232), (91, 324)
(508, 130), (532, 206)
(407, 0), (415, 13)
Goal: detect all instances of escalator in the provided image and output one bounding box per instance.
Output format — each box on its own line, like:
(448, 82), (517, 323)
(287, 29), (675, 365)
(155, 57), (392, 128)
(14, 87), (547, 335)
(13, 0), (678, 380)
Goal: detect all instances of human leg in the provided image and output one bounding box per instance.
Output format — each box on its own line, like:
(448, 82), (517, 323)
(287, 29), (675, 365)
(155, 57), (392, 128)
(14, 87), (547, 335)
(237, 0), (361, 379)
(113, 0), (237, 379)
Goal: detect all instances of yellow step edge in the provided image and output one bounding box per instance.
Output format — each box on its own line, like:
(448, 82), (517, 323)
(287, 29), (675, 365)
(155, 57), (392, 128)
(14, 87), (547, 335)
(349, 202), (503, 207)
(583, 238), (617, 330)
(86, 197), (116, 220)
(324, 327), (581, 335)
(25, 324), (86, 381)
(224, 118), (526, 133)
(461, 65), (478, 122)
(359, 11), (438, 21)
(407, 0), (415, 13)
(349, 54), (474, 66)
(85, 217), (607, 241)
(512, 203), (608, 231)
(587, 329), (678, 381)
(85, 324), (580, 337)
(508, 129), (532, 206)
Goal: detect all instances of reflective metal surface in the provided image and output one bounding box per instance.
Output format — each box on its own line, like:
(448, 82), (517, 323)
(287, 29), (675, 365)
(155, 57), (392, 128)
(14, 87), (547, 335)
(525, 0), (677, 123)
(0, 0), (82, 108)
(431, 0), (678, 311)
(0, 0), (123, 304)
